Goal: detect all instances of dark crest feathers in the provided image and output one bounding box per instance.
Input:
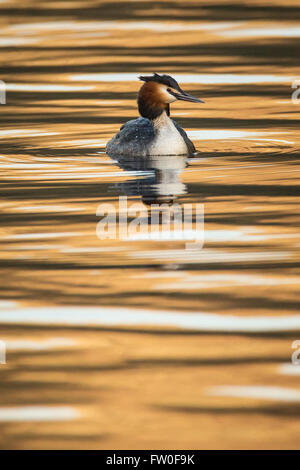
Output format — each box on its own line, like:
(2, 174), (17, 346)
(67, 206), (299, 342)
(139, 73), (183, 93)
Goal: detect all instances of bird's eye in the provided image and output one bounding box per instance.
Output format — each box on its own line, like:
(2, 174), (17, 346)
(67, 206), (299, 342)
(167, 88), (171, 93)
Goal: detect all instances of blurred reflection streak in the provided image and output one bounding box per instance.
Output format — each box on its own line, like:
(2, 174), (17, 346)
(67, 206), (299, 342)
(1, 232), (81, 240)
(0, 38), (38, 46)
(4, 338), (76, 351)
(6, 84), (94, 92)
(208, 385), (300, 402)
(71, 73), (294, 84)
(220, 26), (300, 38)
(8, 20), (244, 33)
(1, 306), (300, 333)
(130, 249), (291, 263)
(0, 406), (79, 422)
(150, 272), (300, 290)
(186, 130), (294, 143)
(279, 364), (300, 376)
(0, 130), (59, 138)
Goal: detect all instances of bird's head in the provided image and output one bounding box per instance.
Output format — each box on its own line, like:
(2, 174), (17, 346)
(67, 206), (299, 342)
(138, 73), (204, 120)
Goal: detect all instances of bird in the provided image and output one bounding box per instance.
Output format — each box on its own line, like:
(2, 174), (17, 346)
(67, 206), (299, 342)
(106, 73), (204, 157)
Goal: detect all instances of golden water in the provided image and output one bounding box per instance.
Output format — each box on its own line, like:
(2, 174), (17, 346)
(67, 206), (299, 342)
(0, 0), (300, 449)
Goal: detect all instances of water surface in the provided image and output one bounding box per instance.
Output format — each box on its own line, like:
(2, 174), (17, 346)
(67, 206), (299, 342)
(0, 0), (300, 450)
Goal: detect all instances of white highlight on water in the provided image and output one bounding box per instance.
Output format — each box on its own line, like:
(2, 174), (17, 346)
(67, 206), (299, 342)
(6, 84), (94, 92)
(0, 406), (79, 422)
(279, 364), (300, 376)
(71, 73), (295, 85)
(4, 338), (76, 351)
(208, 386), (300, 402)
(0, 306), (299, 333)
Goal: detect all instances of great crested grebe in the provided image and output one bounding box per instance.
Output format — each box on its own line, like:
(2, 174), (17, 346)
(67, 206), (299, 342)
(106, 73), (204, 157)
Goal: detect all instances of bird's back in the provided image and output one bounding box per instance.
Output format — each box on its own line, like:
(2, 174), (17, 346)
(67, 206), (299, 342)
(106, 117), (155, 157)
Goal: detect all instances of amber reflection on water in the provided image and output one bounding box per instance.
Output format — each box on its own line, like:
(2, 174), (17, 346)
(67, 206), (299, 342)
(0, 0), (300, 450)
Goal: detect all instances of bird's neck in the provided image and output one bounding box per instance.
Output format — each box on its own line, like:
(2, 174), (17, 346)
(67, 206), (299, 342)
(151, 110), (172, 131)
(138, 96), (170, 121)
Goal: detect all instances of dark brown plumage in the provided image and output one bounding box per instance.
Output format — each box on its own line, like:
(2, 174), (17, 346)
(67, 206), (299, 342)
(138, 81), (170, 120)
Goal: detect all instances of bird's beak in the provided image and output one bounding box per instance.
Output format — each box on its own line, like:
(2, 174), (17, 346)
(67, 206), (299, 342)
(175, 91), (205, 103)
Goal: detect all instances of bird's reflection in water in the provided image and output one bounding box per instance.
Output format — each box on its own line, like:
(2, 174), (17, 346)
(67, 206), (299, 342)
(110, 154), (188, 205)
(107, 154), (197, 243)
